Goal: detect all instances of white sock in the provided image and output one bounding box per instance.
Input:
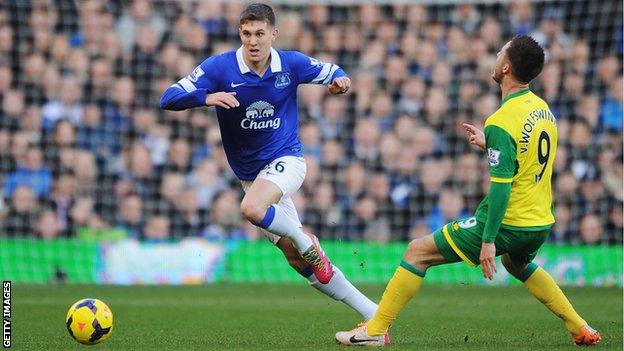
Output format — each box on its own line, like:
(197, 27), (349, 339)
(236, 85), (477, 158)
(266, 204), (313, 254)
(308, 265), (378, 320)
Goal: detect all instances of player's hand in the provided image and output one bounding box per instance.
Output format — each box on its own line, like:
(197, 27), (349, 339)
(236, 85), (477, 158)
(206, 92), (240, 109)
(462, 123), (486, 150)
(479, 242), (497, 280)
(328, 77), (351, 94)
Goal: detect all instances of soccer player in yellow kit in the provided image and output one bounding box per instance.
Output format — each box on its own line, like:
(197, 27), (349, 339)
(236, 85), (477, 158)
(335, 36), (601, 347)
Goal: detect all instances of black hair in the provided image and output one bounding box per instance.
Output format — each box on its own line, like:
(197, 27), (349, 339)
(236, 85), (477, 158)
(506, 35), (545, 84)
(239, 3), (275, 27)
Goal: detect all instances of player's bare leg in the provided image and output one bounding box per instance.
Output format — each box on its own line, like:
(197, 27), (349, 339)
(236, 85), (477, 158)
(276, 237), (377, 320)
(401, 234), (448, 271)
(501, 255), (601, 346)
(241, 178), (333, 283)
(335, 234), (445, 347)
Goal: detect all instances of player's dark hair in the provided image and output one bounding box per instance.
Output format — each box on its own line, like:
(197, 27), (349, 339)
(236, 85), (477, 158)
(240, 3), (275, 27)
(506, 35), (545, 84)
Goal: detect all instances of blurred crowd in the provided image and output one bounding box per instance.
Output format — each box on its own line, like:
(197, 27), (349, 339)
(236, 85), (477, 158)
(0, 0), (621, 244)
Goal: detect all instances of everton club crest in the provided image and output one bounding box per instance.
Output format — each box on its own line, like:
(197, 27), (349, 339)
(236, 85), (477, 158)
(275, 72), (291, 89)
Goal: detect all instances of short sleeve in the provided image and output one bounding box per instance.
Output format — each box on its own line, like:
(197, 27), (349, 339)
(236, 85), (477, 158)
(287, 51), (344, 85)
(175, 56), (220, 94)
(484, 124), (517, 182)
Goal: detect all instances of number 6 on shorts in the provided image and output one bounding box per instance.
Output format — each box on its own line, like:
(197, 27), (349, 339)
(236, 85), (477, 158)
(275, 161), (285, 173)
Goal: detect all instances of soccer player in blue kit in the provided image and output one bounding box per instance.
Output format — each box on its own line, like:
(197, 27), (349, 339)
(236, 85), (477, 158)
(160, 3), (377, 321)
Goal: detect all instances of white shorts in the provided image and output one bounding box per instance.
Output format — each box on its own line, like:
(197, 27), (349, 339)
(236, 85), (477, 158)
(240, 156), (306, 245)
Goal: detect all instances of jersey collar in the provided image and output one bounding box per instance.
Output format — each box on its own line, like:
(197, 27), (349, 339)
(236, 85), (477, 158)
(236, 46), (283, 75)
(501, 88), (531, 105)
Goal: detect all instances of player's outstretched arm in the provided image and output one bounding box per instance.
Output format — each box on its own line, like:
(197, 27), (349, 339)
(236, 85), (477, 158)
(161, 87), (240, 111)
(160, 85), (208, 111)
(462, 123), (486, 150)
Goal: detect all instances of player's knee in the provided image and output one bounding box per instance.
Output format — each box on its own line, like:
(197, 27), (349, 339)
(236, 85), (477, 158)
(240, 199), (267, 223)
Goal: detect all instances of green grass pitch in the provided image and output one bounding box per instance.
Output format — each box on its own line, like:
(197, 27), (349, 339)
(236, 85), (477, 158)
(10, 283), (622, 350)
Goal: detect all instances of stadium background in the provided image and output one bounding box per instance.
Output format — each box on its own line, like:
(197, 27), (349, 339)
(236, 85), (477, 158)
(0, 0), (621, 287)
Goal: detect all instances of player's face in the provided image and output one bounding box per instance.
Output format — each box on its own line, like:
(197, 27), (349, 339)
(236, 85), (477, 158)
(239, 20), (277, 66)
(492, 41), (511, 84)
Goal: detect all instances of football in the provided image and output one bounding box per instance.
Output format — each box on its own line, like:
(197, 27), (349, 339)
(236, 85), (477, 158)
(65, 298), (114, 345)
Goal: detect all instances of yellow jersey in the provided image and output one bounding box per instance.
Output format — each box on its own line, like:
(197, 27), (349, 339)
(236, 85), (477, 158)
(475, 89), (557, 230)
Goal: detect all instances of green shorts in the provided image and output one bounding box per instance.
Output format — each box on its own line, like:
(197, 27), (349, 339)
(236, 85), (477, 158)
(432, 217), (550, 267)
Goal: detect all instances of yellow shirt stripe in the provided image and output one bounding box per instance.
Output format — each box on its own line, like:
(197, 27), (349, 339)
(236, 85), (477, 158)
(490, 176), (513, 183)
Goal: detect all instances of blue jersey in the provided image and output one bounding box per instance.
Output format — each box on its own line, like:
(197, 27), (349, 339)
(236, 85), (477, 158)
(160, 47), (346, 180)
